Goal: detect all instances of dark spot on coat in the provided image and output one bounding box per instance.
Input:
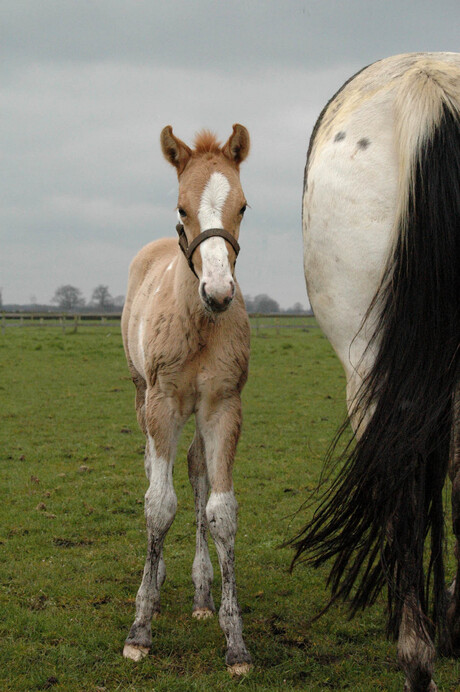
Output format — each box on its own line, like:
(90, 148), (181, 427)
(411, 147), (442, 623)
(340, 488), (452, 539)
(334, 131), (346, 142)
(357, 137), (370, 149)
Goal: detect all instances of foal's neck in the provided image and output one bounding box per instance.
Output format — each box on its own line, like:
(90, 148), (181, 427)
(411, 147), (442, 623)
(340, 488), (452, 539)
(173, 250), (222, 332)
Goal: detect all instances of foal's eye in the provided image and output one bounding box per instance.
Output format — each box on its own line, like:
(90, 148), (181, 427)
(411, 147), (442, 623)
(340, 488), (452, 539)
(178, 208), (187, 218)
(240, 204), (247, 216)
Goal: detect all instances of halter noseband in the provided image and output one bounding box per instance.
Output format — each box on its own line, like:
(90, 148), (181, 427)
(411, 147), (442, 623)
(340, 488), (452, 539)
(176, 223), (240, 279)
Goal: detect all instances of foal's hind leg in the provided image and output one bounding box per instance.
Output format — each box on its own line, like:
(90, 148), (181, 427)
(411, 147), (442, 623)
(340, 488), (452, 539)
(188, 431), (215, 619)
(123, 391), (181, 662)
(445, 382), (460, 655)
(198, 395), (251, 674)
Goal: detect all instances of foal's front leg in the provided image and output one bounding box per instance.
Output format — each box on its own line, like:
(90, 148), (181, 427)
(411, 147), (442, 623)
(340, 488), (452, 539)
(198, 395), (252, 674)
(188, 431), (215, 618)
(123, 395), (181, 662)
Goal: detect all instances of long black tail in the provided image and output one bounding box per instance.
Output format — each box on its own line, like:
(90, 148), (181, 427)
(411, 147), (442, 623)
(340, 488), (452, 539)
(292, 93), (460, 640)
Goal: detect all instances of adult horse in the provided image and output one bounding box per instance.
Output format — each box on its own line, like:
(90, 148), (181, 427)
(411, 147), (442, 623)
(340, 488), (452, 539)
(121, 124), (252, 674)
(295, 53), (459, 690)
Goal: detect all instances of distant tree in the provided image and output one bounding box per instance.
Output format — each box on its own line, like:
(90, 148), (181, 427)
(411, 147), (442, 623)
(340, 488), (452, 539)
(91, 285), (114, 310)
(253, 294), (280, 314)
(286, 301), (306, 314)
(0, 288), (2, 309)
(243, 295), (254, 312)
(112, 295), (125, 309)
(51, 285), (85, 310)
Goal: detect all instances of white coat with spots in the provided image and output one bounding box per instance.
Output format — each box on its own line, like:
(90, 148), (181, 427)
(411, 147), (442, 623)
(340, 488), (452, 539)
(297, 53), (460, 691)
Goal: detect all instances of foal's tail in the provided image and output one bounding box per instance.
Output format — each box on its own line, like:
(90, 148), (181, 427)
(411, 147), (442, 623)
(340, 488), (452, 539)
(291, 63), (460, 640)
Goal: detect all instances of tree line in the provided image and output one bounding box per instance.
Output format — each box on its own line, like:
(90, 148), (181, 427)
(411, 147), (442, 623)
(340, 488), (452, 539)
(50, 285), (125, 311)
(1, 285), (309, 314)
(243, 294), (309, 314)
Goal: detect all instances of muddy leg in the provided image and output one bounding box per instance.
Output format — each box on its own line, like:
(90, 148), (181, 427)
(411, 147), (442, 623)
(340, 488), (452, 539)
(397, 592), (437, 691)
(188, 431), (215, 619)
(445, 382), (460, 655)
(143, 440), (167, 588)
(123, 395), (182, 661)
(199, 395), (251, 674)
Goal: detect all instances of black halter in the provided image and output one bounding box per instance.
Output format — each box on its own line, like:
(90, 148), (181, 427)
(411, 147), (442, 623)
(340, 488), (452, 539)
(176, 223), (240, 279)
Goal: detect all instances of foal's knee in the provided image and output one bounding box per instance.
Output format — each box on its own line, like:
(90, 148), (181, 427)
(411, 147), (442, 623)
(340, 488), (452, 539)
(145, 481), (177, 536)
(206, 491), (238, 542)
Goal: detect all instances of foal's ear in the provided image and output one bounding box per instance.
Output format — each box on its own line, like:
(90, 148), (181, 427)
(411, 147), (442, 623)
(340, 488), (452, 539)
(160, 126), (192, 176)
(222, 124), (250, 166)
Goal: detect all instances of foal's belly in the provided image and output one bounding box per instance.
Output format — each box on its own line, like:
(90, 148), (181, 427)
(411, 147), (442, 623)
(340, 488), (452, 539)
(303, 90), (398, 378)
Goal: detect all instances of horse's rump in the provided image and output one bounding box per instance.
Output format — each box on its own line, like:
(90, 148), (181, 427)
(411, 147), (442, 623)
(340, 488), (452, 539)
(295, 53), (460, 641)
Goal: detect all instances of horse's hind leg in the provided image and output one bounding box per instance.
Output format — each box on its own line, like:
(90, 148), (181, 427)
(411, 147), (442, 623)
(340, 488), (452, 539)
(188, 431), (215, 618)
(123, 391), (181, 662)
(445, 381), (460, 655)
(397, 592), (437, 691)
(198, 395), (251, 674)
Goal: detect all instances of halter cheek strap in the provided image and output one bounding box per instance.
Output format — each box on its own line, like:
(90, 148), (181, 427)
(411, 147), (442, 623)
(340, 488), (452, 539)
(175, 223), (240, 279)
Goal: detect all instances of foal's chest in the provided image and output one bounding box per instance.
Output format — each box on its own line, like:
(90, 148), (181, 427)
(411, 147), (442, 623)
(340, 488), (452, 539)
(155, 314), (249, 409)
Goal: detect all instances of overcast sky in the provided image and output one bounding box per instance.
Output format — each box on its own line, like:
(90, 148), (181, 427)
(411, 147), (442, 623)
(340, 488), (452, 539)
(2, 1), (459, 308)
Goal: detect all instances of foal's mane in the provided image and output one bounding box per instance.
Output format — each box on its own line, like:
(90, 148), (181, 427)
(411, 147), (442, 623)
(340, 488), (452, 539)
(193, 130), (222, 154)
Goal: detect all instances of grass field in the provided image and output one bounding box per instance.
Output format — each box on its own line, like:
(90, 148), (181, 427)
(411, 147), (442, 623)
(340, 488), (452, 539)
(1, 323), (459, 691)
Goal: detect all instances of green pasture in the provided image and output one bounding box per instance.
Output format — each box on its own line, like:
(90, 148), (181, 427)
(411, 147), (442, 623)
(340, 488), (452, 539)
(1, 323), (458, 691)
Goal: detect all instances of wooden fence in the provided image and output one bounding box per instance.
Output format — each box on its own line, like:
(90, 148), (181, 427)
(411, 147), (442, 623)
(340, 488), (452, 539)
(0, 312), (316, 334)
(0, 312), (122, 334)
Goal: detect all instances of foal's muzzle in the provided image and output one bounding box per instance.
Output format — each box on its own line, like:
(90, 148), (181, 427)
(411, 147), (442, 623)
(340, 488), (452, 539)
(200, 280), (236, 313)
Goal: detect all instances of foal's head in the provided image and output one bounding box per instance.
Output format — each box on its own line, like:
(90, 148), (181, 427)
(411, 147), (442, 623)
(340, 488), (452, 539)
(161, 124), (250, 313)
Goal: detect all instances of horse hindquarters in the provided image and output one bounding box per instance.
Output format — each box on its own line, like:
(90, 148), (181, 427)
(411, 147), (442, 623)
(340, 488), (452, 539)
(300, 55), (460, 691)
(302, 86), (397, 386)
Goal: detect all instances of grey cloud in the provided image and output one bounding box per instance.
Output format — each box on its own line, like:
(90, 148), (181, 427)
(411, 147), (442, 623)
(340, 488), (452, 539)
(3, 1), (459, 70)
(2, 1), (459, 307)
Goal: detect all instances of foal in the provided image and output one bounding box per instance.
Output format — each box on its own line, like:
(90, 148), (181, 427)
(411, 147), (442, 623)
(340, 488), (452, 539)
(121, 124), (252, 673)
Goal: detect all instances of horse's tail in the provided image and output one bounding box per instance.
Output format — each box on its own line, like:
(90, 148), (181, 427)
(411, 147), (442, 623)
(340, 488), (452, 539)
(292, 62), (460, 640)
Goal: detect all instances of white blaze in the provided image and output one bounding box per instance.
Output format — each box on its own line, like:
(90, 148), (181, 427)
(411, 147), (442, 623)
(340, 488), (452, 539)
(197, 172), (233, 295)
(198, 171), (231, 230)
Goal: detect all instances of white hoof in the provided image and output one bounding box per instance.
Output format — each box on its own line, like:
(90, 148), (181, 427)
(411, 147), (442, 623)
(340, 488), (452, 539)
(123, 643), (149, 661)
(192, 607), (214, 620)
(228, 662), (253, 677)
